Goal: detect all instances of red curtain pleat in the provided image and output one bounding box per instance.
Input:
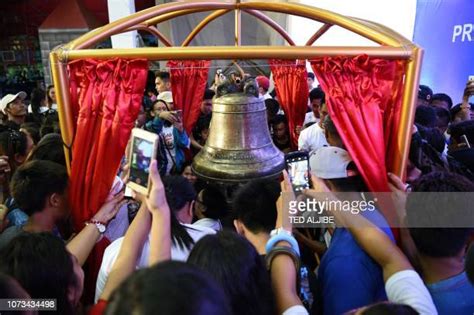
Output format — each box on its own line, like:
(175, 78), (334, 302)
(269, 59), (309, 149)
(310, 55), (406, 225)
(67, 58), (148, 303)
(167, 60), (211, 135)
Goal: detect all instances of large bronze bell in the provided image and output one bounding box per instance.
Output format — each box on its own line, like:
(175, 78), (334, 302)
(192, 79), (284, 183)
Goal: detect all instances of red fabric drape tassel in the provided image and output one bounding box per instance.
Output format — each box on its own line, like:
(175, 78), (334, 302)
(269, 59), (309, 149)
(67, 58), (148, 303)
(311, 55), (406, 227)
(167, 60), (211, 135)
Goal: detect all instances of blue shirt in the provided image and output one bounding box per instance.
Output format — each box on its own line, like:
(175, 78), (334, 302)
(427, 272), (474, 315)
(4, 197), (28, 228)
(318, 209), (394, 315)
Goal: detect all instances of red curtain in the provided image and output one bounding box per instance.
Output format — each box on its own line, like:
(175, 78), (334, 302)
(310, 55), (405, 224)
(269, 59), (309, 149)
(67, 58), (148, 302)
(167, 60), (211, 135)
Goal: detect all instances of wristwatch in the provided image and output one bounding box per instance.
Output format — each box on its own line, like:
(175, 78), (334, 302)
(86, 220), (106, 234)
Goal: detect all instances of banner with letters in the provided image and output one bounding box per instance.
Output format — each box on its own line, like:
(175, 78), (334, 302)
(413, 0), (474, 102)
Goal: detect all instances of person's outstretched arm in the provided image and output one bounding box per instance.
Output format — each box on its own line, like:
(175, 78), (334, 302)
(270, 171), (306, 314)
(66, 192), (126, 266)
(144, 160), (171, 265)
(304, 174), (412, 281)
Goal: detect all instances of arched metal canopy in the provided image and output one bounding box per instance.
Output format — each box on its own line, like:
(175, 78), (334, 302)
(50, 0), (423, 178)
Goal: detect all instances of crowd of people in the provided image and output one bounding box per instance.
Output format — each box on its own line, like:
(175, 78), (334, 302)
(0, 67), (473, 315)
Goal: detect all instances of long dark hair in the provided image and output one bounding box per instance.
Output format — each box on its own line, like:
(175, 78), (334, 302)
(0, 233), (78, 315)
(188, 231), (276, 315)
(30, 88), (46, 115)
(105, 261), (231, 315)
(162, 176), (197, 250)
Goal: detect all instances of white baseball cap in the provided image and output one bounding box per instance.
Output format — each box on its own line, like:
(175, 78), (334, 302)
(157, 91), (173, 105)
(310, 146), (358, 179)
(0, 91), (27, 114)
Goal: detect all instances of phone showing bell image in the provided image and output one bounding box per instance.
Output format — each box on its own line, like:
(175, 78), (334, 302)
(285, 151), (311, 193)
(126, 128), (159, 195)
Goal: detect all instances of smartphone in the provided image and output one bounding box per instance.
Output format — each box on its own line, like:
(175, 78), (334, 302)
(174, 109), (182, 121)
(285, 151), (311, 192)
(126, 128), (159, 195)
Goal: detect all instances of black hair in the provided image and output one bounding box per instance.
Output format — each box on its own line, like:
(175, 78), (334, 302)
(192, 115), (211, 141)
(434, 107), (451, 128)
(449, 120), (474, 144)
(20, 122), (41, 145)
(40, 111), (61, 138)
(105, 261), (231, 315)
(162, 176), (197, 250)
(0, 129), (27, 161)
(203, 89), (215, 101)
(450, 103), (474, 122)
(155, 71), (170, 82)
(360, 302), (418, 315)
(309, 87), (325, 103)
(188, 231), (275, 315)
(415, 105), (437, 128)
(0, 233), (77, 315)
(265, 98), (280, 117)
(307, 72), (315, 80)
(180, 160), (193, 174)
(431, 93), (453, 109)
(407, 171), (474, 258)
(199, 185), (228, 220)
(10, 160), (68, 216)
(416, 125), (446, 154)
(232, 179), (279, 234)
(30, 88), (46, 114)
(270, 114), (288, 127)
(409, 125), (447, 175)
(145, 70), (157, 95)
(46, 85), (55, 106)
(27, 133), (66, 166)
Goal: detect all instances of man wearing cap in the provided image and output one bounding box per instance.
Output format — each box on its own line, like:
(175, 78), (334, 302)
(256, 75), (272, 100)
(417, 84), (433, 107)
(0, 91), (28, 128)
(310, 146), (394, 315)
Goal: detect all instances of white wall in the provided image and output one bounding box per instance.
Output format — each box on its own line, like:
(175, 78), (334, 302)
(288, 0), (417, 47)
(108, 0), (138, 48)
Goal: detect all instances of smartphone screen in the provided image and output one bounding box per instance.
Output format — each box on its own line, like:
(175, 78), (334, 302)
(174, 110), (182, 121)
(286, 154), (310, 192)
(129, 137), (154, 189)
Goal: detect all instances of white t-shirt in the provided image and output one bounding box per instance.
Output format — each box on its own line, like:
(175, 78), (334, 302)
(95, 223), (215, 302)
(298, 122), (328, 154)
(385, 270), (438, 315)
(193, 218), (222, 231)
(303, 112), (318, 127)
(282, 305), (309, 315)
